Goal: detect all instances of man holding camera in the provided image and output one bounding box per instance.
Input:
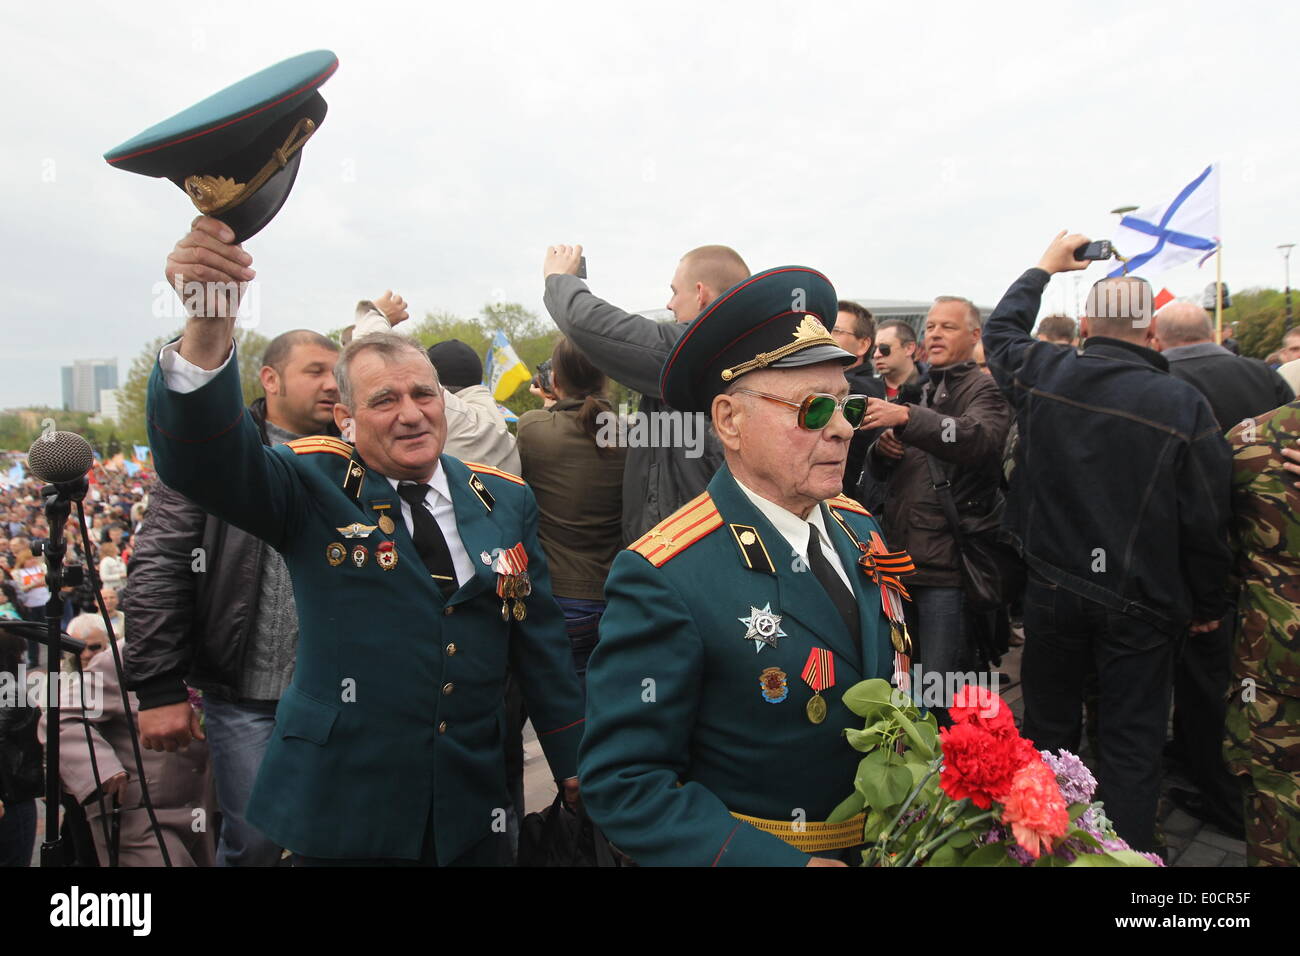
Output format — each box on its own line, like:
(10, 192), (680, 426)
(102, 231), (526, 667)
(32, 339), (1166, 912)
(542, 243), (747, 543)
(982, 230), (1233, 853)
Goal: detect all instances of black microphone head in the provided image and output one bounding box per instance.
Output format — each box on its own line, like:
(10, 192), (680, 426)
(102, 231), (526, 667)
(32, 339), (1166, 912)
(27, 431), (95, 483)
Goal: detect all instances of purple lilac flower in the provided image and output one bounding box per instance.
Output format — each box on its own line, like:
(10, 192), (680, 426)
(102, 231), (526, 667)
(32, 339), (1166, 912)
(1138, 851), (1166, 867)
(1006, 843), (1035, 866)
(1040, 748), (1096, 804)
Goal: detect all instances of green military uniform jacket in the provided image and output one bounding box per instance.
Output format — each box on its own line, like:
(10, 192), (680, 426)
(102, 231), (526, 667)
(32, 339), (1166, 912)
(146, 345), (584, 863)
(579, 464), (898, 866)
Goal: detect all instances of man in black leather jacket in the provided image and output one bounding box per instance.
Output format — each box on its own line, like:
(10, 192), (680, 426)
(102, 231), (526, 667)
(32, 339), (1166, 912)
(983, 231), (1233, 853)
(123, 330), (340, 866)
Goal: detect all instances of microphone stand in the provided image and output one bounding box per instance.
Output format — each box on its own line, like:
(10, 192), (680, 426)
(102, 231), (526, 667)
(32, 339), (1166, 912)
(38, 476), (86, 867)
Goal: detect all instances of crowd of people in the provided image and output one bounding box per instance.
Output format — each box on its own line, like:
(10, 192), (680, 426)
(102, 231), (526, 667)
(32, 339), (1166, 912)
(1, 221), (1297, 869)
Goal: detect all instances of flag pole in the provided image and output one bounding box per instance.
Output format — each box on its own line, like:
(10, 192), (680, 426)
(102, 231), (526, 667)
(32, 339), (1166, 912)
(1215, 243), (1224, 344)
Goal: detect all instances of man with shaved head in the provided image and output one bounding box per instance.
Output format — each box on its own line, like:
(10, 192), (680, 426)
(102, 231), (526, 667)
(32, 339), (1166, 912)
(1160, 301), (1293, 431)
(983, 231), (1233, 854)
(1155, 299), (1292, 837)
(543, 243), (750, 543)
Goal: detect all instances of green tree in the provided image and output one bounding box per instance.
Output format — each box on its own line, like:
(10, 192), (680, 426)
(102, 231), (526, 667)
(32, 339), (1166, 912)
(115, 326), (270, 445)
(1225, 287), (1297, 360)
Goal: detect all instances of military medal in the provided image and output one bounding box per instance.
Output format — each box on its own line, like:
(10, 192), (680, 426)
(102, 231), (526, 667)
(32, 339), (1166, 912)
(826, 510), (917, 693)
(370, 502), (396, 535)
(493, 543), (531, 622)
(376, 540), (397, 571)
(351, 544), (368, 568)
(801, 648), (835, 724)
(738, 603), (787, 653)
(759, 667), (789, 704)
(325, 542), (347, 567)
(336, 521), (377, 539)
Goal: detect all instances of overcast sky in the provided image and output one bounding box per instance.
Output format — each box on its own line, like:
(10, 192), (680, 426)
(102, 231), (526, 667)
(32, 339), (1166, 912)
(3, 1), (1297, 408)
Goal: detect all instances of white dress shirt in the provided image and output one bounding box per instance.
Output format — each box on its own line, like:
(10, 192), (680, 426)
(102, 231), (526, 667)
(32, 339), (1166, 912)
(732, 477), (852, 591)
(387, 472), (476, 588)
(158, 340), (478, 590)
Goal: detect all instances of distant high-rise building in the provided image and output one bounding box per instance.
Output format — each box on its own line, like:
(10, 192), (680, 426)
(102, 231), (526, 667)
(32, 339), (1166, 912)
(61, 360), (118, 413)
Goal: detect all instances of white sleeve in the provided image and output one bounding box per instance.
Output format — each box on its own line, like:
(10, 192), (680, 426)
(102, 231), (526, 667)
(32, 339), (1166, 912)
(158, 340), (235, 394)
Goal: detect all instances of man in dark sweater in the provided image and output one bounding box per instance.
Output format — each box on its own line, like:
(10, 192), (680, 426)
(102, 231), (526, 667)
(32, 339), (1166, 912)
(125, 330), (340, 866)
(1160, 303), (1294, 431)
(1157, 300), (1293, 836)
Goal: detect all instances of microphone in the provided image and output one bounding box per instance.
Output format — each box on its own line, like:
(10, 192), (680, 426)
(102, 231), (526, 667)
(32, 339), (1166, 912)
(27, 431), (95, 484)
(0, 620), (88, 654)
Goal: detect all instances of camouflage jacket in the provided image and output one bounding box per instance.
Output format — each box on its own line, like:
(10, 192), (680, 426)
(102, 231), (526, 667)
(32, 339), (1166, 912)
(1227, 401), (1300, 699)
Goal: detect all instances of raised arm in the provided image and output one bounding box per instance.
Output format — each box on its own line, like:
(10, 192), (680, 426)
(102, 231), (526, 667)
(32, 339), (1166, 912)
(542, 244), (682, 398)
(146, 216), (305, 551)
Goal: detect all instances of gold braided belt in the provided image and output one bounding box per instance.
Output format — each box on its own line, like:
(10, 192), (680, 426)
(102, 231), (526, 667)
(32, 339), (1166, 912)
(730, 811), (866, 853)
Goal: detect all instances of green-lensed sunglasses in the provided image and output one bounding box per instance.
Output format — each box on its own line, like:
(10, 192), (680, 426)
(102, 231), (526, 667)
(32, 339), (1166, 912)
(734, 389), (869, 430)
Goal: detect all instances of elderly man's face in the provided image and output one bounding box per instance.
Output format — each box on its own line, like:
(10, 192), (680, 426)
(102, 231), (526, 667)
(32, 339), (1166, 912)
(924, 301), (980, 368)
(100, 588), (118, 614)
(716, 362), (854, 515)
(338, 350), (447, 481)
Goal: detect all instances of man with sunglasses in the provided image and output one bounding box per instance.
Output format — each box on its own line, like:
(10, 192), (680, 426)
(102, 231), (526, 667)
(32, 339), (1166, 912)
(580, 266), (914, 866)
(862, 298), (1011, 708)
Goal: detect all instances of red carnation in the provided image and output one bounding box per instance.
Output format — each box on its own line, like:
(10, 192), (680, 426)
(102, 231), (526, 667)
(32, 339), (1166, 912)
(938, 722), (1037, 809)
(948, 685), (1017, 735)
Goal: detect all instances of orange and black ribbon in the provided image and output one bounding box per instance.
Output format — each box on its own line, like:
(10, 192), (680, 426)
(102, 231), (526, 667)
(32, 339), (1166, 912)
(801, 647), (835, 694)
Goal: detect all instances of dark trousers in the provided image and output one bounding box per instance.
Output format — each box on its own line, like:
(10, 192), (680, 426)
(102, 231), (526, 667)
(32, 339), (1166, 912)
(0, 798), (35, 867)
(1020, 575), (1175, 852)
(1171, 608), (1244, 820)
(295, 827), (511, 867)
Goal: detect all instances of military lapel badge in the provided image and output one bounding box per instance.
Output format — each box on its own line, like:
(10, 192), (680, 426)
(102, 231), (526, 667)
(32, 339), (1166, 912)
(468, 474), (495, 512)
(729, 524), (775, 574)
(351, 544), (368, 568)
(336, 521), (377, 539)
(739, 603), (787, 653)
(342, 461), (366, 501)
(493, 543), (531, 621)
(370, 502), (396, 535)
(759, 667), (789, 704)
(325, 542), (347, 567)
(801, 648), (836, 724)
(376, 540), (398, 571)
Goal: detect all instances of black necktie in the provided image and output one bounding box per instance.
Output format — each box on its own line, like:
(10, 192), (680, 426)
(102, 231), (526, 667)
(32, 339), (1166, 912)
(397, 482), (457, 598)
(807, 523), (859, 639)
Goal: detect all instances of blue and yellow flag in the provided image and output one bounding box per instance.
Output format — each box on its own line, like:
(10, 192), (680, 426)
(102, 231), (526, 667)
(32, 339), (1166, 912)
(484, 330), (531, 402)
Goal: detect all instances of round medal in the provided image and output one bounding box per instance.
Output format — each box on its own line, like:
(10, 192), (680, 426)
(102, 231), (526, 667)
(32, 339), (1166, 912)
(806, 692), (827, 724)
(325, 542), (346, 567)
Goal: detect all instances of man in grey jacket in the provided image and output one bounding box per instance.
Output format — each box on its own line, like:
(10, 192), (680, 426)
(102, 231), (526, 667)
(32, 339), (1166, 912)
(542, 243), (747, 543)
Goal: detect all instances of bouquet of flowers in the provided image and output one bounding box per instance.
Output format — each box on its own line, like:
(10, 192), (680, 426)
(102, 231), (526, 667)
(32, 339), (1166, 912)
(827, 679), (1161, 866)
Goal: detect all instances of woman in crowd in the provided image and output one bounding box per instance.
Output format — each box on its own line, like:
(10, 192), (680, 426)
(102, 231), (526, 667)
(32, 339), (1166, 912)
(39, 634), (214, 866)
(97, 541), (127, 593)
(517, 338), (627, 687)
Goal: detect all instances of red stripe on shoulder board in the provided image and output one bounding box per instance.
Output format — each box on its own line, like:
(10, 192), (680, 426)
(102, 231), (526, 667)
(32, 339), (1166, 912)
(829, 496), (870, 515)
(465, 462), (526, 485)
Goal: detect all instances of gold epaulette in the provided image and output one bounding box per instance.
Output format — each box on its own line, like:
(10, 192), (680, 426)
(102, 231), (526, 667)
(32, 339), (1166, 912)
(629, 492), (722, 567)
(464, 461), (526, 486)
(827, 494), (872, 517)
(286, 436), (354, 460)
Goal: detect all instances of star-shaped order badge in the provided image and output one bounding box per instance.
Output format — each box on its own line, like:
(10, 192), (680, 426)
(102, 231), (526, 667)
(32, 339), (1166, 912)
(739, 603), (787, 653)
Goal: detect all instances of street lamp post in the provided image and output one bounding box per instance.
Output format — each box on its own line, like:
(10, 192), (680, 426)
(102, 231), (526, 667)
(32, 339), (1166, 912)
(1279, 243), (1295, 324)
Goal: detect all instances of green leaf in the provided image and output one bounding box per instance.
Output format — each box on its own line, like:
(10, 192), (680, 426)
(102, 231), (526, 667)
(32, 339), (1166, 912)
(891, 708), (936, 759)
(826, 789), (866, 823)
(948, 830), (974, 849)
(841, 679), (898, 717)
(926, 844), (961, 867)
(1068, 803), (1089, 822)
(863, 808), (888, 842)
(844, 728), (880, 753)
(883, 765), (913, 806)
(962, 843), (1017, 867)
